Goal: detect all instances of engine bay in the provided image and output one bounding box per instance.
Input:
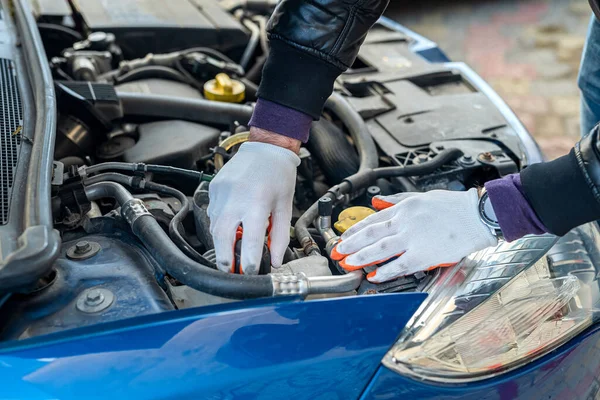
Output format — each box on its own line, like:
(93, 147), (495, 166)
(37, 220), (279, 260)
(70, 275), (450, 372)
(0, 0), (535, 340)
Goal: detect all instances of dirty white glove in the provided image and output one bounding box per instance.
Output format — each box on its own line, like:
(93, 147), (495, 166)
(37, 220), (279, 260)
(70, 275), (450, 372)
(331, 189), (498, 283)
(208, 141), (300, 274)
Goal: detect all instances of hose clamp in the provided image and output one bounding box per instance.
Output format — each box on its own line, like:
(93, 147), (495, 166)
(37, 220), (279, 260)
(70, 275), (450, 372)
(77, 167), (88, 178)
(271, 273), (309, 297)
(121, 198), (151, 227)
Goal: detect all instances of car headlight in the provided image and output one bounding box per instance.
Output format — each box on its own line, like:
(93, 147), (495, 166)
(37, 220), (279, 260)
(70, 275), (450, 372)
(384, 222), (600, 383)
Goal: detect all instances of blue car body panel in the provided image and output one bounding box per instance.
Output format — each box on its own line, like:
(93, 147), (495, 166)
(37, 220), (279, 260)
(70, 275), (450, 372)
(0, 293), (426, 399)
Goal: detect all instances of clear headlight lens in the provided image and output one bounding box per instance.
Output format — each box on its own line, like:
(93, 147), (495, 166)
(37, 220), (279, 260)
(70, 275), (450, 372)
(384, 223), (600, 383)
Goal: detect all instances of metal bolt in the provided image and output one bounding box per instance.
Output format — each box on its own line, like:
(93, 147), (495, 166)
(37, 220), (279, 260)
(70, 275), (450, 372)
(414, 154), (430, 164)
(481, 152), (493, 161)
(459, 154), (476, 166)
(77, 288), (115, 313)
(85, 289), (104, 305)
(75, 241), (91, 254)
(67, 240), (101, 260)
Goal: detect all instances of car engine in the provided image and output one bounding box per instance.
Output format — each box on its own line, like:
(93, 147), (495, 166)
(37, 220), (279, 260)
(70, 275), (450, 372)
(0, 0), (537, 340)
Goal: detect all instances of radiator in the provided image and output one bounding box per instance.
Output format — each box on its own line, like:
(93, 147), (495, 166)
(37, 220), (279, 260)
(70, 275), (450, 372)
(0, 58), (23, 225)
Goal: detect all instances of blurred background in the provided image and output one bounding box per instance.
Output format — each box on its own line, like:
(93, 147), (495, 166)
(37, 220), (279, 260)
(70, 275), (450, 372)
(387, 0), (591, 160)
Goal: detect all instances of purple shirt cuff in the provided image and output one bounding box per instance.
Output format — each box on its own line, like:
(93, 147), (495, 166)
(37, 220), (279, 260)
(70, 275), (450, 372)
(485, 174), (548, 241)
(248, 98), (313, 143)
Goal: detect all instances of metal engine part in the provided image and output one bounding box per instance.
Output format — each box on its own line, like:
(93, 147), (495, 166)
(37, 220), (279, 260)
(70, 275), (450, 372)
(55, 115), (93, 160)
(59, 32), (123, 80)
(62, 49), (112, 81)
(54, 81), (122, 160)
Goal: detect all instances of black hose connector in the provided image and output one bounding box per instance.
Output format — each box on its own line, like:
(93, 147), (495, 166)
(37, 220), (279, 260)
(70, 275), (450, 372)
(318, 196), (334, 217)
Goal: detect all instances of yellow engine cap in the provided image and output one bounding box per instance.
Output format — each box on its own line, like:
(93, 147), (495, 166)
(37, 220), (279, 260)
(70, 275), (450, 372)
(334, 206), (376, 234)
(204, 73), (245, 103)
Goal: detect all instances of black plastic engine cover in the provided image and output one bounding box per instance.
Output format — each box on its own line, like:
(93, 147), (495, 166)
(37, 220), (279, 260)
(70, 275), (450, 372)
(124, 120), (220, 169)
(340, 25), (525, 168)
(115, 78), (203, 99)
(76, 0), (248, 58)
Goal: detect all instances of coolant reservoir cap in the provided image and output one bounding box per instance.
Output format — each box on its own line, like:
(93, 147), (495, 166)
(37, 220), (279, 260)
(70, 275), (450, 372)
(334, 206), (376, 234)
(204, 73), (245, 103)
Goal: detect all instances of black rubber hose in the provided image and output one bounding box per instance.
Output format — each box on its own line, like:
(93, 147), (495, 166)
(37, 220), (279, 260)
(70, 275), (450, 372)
(115, 66), (192, 86)
(81, 162), (212, 182)
(142, 181), (216, 267)
(119, 92), (254, 126)
(308, 118), (359, 184)
(324, 92), (379, 172)
(246, 54), (267, 83)
(295, 92), (379, 253)
(133, 215), (273, 298)
(173, 57), (206, 92)
(373, 148), (464, 179)
(84, 182), (274, 299)
(85, 180), (136, 206)
(37, 23), (83, 41)
(83, 173), (215, 267)
(181, 47), (241, 68)
(240, 18), (261, 71)
(241, 78), (258, 101)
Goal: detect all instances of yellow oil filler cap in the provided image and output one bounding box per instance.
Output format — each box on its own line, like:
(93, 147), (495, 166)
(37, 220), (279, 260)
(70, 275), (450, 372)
(334, 206), (376, 234)
(204, 73), (245, 103)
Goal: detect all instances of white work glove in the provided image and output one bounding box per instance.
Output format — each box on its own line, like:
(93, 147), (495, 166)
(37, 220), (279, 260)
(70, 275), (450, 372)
(208, 141), (300, 274)
(331, 189), (498, 283)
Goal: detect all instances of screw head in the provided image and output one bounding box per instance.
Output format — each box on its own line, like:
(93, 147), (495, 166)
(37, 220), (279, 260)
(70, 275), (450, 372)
(459, 155), (476, 166)
(77, 288), (115, 313)
(67, 240), (101, 260)
(75, 241), (91, 254)
(85, 289), (104, 305)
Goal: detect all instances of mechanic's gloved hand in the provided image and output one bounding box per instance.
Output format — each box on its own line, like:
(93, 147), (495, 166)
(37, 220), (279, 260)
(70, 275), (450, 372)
(331, 189), (498, 283)
(208, 141), (300, 274)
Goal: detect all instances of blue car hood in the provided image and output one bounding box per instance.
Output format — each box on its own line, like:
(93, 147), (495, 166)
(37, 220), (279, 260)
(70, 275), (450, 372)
(0, 293), (425, 400)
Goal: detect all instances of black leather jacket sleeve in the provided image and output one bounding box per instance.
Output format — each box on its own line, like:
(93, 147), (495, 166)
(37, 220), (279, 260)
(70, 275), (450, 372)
(521, 126), (600, 236)
(591, 0), (600, 20)
(257, 0), (389, 119)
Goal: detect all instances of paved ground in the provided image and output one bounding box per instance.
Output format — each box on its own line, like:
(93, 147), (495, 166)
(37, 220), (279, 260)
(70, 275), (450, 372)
(386, 0), (591, 159)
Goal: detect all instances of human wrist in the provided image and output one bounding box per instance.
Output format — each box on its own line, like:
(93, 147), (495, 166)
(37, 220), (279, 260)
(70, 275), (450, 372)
(248, 126), (302, 154)
(248, 98), (313, 144)
(485, 174), (548, 241)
